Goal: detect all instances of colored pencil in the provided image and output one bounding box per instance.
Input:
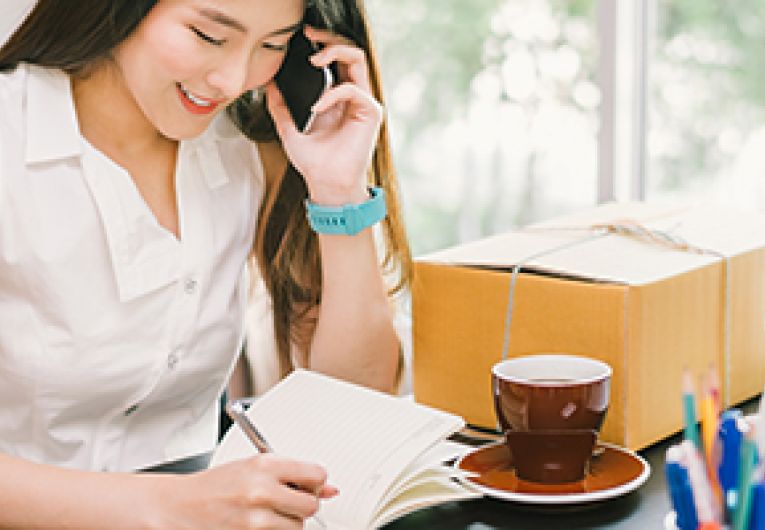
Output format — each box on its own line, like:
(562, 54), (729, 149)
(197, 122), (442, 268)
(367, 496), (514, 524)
(708, 364), (721, 417)
(683, 369), (701, 450)
(733, 434), (758, 530)
(666, 445), (700, 530)
(682, 439), (720, 524)
(700, 378), (718, 464)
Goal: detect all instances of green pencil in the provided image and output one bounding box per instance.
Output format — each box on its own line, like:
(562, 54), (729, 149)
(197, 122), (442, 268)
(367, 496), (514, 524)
(733, 435), (757, 530)
(682, 370), (701, 449)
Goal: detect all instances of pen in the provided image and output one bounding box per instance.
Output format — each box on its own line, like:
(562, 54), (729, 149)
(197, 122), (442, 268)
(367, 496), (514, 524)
(225, 399), (328, 529)
(225, 399), (274, 453)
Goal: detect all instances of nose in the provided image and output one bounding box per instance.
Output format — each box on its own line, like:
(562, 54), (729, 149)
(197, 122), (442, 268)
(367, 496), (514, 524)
(206, 52), (251, 100)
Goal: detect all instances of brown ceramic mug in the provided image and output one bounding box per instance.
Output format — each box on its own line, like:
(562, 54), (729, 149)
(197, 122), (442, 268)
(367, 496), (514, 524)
(492, 354), (611, 484)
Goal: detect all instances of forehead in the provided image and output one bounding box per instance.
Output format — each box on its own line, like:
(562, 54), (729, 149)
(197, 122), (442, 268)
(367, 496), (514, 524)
(157, 0), (305, 33)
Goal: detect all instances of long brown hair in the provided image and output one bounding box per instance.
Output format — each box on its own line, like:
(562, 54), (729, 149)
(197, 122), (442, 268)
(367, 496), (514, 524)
(232, 1), (412, 376)
(0, 0), (413, 377)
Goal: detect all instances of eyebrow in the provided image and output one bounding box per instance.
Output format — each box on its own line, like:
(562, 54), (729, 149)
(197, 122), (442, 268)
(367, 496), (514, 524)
(198, 8), (302, 37)
(198, 8), (248, 33)
(265, 22), (303, 37)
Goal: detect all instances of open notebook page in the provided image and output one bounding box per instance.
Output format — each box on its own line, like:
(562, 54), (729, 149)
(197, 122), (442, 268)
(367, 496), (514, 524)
(212, 370), (465, 528)
(371, 479), (480, 529)
(371, 439), (477, 514)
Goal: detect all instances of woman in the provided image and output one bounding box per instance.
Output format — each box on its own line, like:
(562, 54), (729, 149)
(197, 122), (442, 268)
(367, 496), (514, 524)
(0, 0), (411, 527)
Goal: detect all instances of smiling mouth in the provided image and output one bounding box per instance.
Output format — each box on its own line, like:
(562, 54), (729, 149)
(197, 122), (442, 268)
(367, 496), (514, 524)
(176, 83), (221, 115)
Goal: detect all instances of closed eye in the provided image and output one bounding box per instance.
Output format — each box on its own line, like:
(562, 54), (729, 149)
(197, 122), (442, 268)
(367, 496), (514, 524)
(190, 26), (225, 46)
(262, 42), (290, 52)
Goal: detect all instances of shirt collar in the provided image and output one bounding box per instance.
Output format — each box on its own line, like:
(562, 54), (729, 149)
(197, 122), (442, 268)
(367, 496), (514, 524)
(189, 112), (238, 189)
(24, 64), (82, 165)
(208, 110), (241, 141)
(23, 63), (238, 190)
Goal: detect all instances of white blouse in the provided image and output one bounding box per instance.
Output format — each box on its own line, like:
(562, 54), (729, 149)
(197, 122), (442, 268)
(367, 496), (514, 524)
(0, 64), (264, 472)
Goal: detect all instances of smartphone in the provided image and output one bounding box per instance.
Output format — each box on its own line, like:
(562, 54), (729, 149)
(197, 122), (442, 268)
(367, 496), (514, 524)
(274, 29), (334, 133)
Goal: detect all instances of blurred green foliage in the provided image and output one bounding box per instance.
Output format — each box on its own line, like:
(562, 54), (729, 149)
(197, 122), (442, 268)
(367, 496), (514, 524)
(367, 0), (503, 127)
(658, 0), (765, 107)
(651, 0), (765, 192)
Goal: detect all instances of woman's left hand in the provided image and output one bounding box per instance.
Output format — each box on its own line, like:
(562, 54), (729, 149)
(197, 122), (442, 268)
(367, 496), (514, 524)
(265, 25), (383, 206)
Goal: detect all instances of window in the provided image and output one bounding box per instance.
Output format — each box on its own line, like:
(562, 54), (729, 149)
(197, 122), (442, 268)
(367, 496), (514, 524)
(367, 0), (599, 255)
(647, 0), (765, 208)
(366, 0), (765, 255)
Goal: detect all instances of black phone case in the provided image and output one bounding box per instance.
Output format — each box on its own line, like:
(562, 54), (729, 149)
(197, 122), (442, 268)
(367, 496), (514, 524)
(274, 31), (330, 132)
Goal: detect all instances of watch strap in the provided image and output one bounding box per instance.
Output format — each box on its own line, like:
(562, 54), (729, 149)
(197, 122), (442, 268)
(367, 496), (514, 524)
(305, 187), (387, 235)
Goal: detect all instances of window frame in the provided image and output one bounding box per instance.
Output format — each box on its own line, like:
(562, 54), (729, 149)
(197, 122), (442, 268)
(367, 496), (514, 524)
(597, 0), (654, 204)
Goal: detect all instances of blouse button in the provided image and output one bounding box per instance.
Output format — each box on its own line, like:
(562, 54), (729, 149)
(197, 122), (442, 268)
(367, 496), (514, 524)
(167, 352), (179, 369)
(123, 403), (139, 416)
(184, 278), (197, 294)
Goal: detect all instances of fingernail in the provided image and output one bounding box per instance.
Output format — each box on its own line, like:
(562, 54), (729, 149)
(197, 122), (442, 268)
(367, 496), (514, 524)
(320, 485), (339, 498)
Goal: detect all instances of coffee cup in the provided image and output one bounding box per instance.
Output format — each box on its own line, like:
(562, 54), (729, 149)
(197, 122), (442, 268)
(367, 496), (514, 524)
(492, 354), (611, 484)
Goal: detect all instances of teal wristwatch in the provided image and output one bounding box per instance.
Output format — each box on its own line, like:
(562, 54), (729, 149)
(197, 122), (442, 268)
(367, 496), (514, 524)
(305, 187), (387, 235)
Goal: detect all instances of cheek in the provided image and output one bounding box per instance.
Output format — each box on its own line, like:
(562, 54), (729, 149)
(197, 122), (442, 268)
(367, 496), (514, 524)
(144, 26), (204, 81)
(117, 27), (202, 101)
(248, 53), (288, 89)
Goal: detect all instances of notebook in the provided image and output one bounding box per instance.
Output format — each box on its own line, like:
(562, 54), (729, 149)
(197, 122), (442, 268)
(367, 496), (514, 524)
(211, 369), (480, 529)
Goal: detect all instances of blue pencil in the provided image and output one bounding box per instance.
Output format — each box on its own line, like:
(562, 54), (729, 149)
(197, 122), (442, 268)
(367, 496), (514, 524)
(748, 476), (765, 530)
(717, 410), (743, 517)
(666, 445), (700, 530)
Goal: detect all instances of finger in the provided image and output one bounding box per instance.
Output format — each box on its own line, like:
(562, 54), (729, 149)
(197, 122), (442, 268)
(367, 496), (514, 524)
(309, 45), (370, 92)
(273, 486), (323, 520)
(304, 25), (354, 47)
(264, 82), (299, 138)
(318, 484), (340, 499)
(312, 83), (382, 122)
(302, 26), (371, 91)
(252, 454), (330, 495)
(248, 509), (303, 530)
(243, 475), (322, 520)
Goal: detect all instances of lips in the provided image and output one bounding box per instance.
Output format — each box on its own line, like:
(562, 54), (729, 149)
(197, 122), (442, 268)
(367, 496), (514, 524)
(176, 83), (222, 115)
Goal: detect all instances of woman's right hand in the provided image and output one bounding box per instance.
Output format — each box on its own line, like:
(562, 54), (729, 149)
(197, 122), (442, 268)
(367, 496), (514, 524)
(157, 454), (337, 529)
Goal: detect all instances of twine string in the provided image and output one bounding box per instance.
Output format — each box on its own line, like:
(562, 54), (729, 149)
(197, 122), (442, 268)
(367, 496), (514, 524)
(500, 221), (731, 404)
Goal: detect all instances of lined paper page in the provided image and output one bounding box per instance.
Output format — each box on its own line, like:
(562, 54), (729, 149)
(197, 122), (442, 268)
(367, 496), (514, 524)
(372, 440), (478, 514)
(372, 479), (481, 529)
(212, 370), (464, 528)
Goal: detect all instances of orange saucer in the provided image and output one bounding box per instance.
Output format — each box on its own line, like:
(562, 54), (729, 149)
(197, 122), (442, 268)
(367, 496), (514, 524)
(457, 441), (650, 504)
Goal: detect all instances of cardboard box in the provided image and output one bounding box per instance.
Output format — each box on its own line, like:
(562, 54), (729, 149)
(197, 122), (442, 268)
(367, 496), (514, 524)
(412, 203), (765, 449)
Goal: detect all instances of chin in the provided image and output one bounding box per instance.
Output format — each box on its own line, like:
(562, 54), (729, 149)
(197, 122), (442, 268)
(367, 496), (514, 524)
(157, 121), (212, 141)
